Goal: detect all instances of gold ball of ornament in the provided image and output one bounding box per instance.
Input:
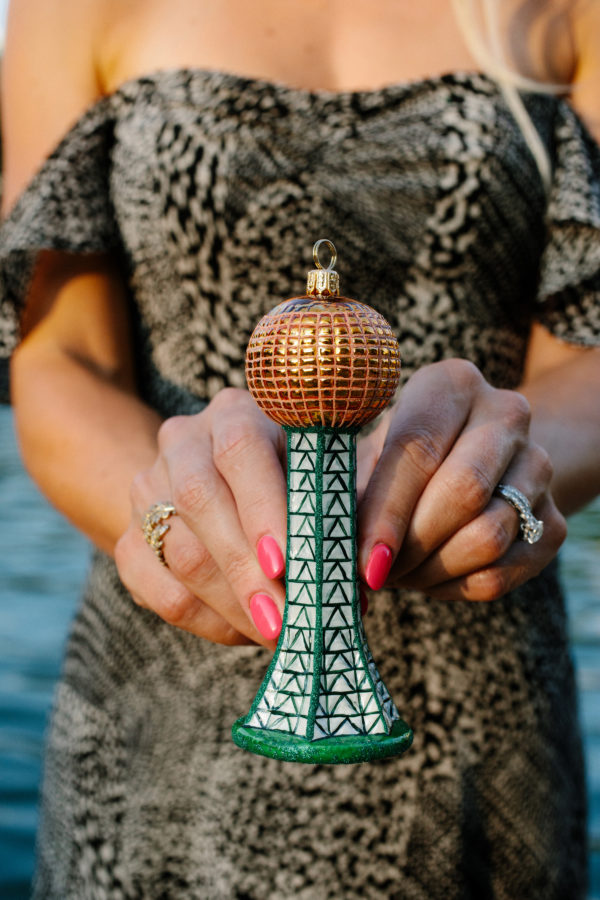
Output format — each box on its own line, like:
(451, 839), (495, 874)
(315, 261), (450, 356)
(245, 295), (401, 429)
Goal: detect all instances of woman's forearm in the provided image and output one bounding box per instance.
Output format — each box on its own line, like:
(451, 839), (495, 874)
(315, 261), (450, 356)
(519, 348), (600, 516)
(11, 339), (162, 555)
(10, 250), (163, 555)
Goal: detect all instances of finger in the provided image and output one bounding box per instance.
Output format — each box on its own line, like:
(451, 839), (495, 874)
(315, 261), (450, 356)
(129, 438), (283, 644)
(162, 426), (285, 639)
(396, 442), (553, 588)
(159, 515), (277, 646)
(210, 400), (287, 578)
(356, 412), (391, 502)
(424, 496), (566, 602)
(391, 389), (531, 578)
(115, 528), (257, 646)
(358, 360), (484, 587)
(395, 497), (519, 589)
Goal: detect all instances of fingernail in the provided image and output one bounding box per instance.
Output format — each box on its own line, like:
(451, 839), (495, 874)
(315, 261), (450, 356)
(257, 535), (285, 579)
(359, 587), (369, 617)
(250, 593), (282, 640)
(365, 543), (393, 591)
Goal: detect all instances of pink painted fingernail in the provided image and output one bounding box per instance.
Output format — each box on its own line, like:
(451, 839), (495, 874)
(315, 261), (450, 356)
(365, 543), (393, 591)
(359, 587), (369, 617)
(250, 593), (282, 640)
(257, 535), (285, 579)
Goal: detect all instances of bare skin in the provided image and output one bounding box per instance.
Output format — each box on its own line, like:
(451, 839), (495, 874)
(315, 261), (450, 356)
(2, 0), (600, 648)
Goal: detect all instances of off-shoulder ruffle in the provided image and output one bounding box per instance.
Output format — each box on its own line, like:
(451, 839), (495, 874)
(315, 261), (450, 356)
(535, 100), (600, 346)
(0, 96), (118, 401)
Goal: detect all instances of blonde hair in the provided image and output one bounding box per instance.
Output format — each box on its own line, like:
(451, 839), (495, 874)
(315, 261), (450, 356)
(451, 0), (569, 191)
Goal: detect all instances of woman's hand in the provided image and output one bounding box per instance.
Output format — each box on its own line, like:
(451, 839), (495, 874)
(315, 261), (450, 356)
(357, 359), (567, 601)
(115, 388), (288, 647)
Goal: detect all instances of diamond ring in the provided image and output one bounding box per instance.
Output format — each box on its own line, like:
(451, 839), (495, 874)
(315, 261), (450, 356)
(494, 483), (544, 545)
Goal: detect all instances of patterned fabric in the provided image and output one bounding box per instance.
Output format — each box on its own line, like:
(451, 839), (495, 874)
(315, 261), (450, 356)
(1, 68), (600, 898)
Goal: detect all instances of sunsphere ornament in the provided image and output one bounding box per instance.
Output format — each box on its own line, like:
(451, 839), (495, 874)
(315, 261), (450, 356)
(232, 240), (413, 764)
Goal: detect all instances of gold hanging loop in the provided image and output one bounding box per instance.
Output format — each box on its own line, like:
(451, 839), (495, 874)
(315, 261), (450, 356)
(306, 238), (340, 297)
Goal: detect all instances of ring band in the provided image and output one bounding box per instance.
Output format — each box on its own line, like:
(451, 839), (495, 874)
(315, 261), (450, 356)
(494, 483), (544, 545)
(142, 502), (177, 565)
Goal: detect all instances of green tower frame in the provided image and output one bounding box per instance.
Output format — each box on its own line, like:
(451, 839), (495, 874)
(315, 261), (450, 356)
(232, 427), (413, 764)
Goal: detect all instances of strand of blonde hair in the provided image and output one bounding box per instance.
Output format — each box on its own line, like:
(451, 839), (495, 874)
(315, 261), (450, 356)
(451, 0), (569, 191)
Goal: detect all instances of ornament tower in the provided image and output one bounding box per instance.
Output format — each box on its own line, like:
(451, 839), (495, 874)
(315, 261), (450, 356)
(232, 240), (413, 763)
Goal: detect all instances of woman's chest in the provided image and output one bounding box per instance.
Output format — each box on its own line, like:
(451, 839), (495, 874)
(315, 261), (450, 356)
(99, 0), (472, 94)
(98, 0), (576, 96)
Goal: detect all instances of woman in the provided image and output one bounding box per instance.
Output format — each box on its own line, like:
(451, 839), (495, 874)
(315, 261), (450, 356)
(2, 0), (599, 896)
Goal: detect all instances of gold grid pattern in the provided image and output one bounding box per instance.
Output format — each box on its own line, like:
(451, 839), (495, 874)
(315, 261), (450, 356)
(245, 297), (401, 428)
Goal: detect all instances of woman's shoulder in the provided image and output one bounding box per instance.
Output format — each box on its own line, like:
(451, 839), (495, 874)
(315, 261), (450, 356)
(1, 0), (113, 216)
(569, 0), (600, 143)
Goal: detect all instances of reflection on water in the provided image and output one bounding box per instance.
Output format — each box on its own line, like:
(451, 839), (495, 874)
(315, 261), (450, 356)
(0, 405), (599, 898)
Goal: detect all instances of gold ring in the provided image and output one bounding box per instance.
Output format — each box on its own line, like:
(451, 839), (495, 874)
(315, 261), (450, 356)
(142, 502), (177, 565)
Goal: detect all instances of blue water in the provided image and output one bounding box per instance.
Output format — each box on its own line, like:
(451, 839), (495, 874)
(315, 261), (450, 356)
(0, 404), (599, 898)
(0, 407), (90, 899)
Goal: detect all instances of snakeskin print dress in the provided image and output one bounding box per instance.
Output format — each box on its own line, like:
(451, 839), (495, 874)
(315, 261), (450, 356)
(2, 69), (600, 899)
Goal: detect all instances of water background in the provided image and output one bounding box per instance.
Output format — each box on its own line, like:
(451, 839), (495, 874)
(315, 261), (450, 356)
(1, 404), (599, 898)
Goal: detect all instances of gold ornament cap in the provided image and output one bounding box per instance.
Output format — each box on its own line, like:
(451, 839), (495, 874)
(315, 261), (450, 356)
(305, 238), (340, 297)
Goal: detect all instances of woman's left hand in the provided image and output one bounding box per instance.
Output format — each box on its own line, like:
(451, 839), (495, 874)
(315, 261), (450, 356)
(356, 359), (567, 601)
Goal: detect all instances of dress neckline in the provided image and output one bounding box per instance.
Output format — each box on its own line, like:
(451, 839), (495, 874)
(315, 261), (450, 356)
(108, 65), (497, 104)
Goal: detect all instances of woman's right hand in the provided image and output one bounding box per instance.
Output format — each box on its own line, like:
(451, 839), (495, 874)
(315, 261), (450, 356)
(115, 388), (288, 648)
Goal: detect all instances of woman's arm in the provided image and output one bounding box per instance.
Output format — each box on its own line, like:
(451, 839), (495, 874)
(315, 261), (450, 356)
(519, 324), (600, 516)
(10, 252), (161, 552)
(355, 6), (600, 600)
(3, 0), (161, 550)
(518, 0), (600, 515)
(3, 0), (288, 647)
(11, 254), (287, 648)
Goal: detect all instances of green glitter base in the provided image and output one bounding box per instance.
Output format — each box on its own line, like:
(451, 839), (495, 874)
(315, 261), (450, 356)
(231, 718), (413, 764)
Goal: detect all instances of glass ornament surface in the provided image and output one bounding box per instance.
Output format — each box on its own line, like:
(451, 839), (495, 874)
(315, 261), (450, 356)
(245, 297), (401, 429)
